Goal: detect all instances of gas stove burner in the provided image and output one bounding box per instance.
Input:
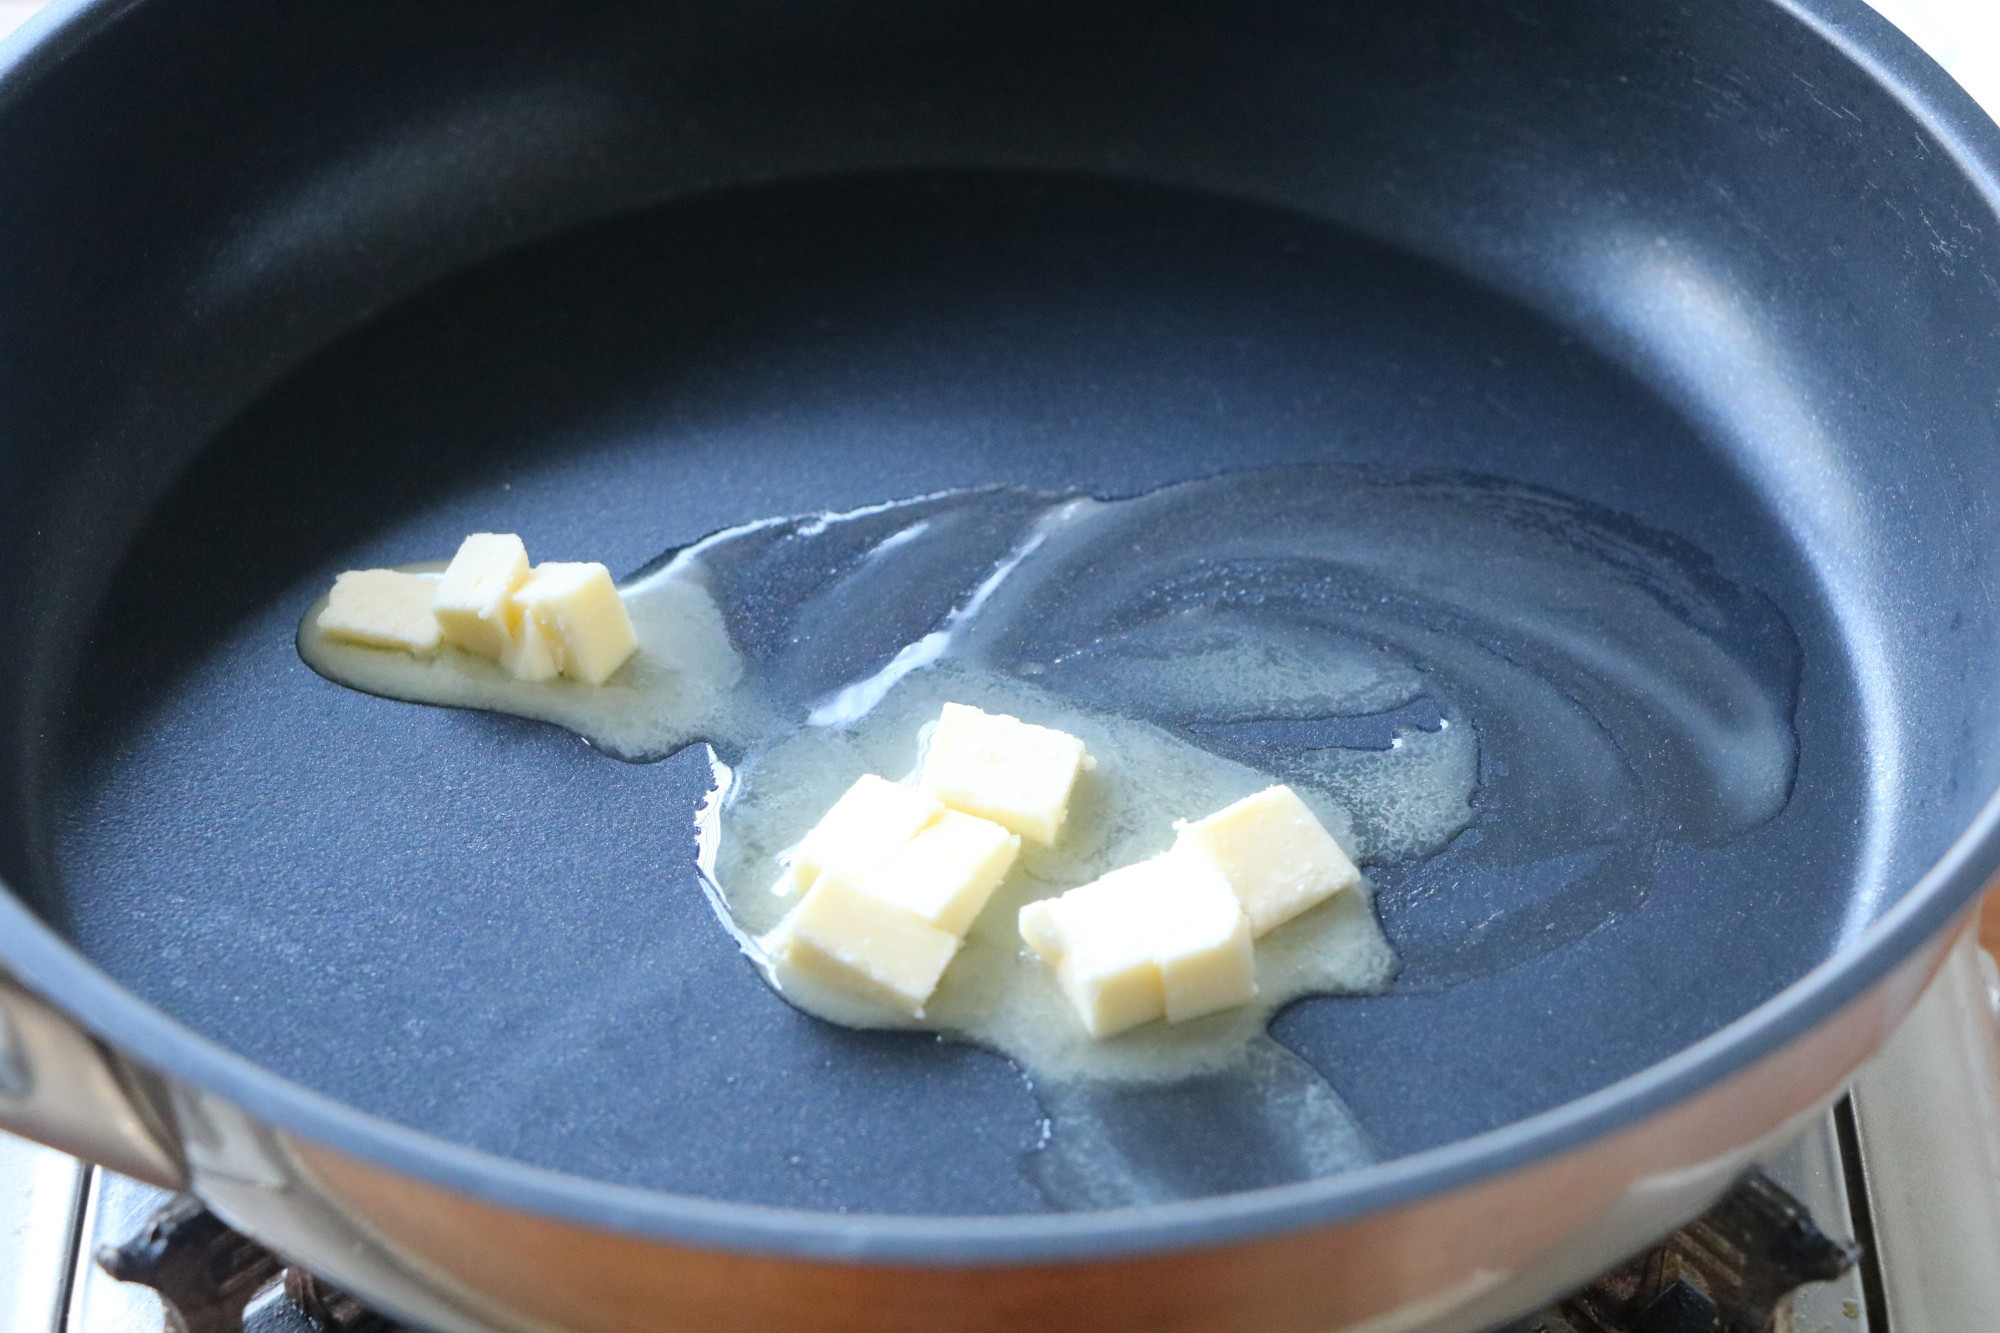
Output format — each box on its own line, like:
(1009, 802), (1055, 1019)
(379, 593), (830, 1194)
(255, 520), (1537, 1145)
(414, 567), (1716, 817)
(95, 1195), (282, 1333)
(99, 1168), (1849, 1333)
(1504, 1168), (1857, 1333)
(97, 1194), (408, 1333)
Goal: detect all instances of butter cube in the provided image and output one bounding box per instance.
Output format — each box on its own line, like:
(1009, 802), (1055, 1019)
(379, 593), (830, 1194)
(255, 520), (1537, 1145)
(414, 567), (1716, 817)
(773, 874), (960, 1017)
(863, 809), (1020, 936)
(1172, 785), (1359, 937)
(918, 703), (1091, 846)
(1020, 878), (1165, 1039)
(317, 569), (442, 654)
(787, 775), (943, 893)
(1153, 894), (1259, 1025)
(512, 561), (638, 686)
(433, 533), (530, 661)
(1019, 854), (1255, 1038)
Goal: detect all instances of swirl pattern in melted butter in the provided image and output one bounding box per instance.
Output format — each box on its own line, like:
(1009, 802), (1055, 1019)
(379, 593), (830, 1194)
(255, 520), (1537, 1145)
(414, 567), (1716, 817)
(299, 465), (1799, 1205)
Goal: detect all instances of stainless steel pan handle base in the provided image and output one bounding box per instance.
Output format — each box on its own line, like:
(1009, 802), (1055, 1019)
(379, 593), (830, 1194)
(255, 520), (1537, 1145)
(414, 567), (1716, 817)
(0, 967), (186, 1190)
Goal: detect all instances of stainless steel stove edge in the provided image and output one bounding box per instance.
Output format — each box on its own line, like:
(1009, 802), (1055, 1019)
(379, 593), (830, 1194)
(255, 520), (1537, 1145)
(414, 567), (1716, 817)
(1847, 928), (2000, 1330)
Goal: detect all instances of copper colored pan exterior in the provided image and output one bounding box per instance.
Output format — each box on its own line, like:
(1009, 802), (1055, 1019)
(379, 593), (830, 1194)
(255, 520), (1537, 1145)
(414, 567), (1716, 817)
(58, 909), (1948, 1333)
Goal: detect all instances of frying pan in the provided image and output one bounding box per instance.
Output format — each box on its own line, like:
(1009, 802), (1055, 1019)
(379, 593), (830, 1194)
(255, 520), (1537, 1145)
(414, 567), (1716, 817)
(1, 0), (1998, 1328)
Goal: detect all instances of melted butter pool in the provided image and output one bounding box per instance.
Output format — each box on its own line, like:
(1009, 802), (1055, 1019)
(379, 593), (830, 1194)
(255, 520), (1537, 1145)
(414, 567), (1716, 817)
(299, 465), (1800, 1206)
(710, 665), (1407, 1084)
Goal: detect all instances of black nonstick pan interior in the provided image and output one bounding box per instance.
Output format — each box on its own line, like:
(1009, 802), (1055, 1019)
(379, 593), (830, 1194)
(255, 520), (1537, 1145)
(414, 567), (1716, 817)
(26, 171), (1907, 1212)
(9, 0), (2000, 1221)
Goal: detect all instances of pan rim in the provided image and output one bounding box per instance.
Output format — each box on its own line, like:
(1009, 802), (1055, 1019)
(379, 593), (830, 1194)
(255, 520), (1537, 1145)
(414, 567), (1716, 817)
(5, 783), (1996, 1264)
(4, 0), (2000, 1267)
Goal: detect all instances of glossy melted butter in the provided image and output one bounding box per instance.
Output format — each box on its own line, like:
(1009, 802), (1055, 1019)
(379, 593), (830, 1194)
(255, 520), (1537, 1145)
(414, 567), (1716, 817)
(299, 466), (1801, 1205)
(711, 665), (1406, 1084)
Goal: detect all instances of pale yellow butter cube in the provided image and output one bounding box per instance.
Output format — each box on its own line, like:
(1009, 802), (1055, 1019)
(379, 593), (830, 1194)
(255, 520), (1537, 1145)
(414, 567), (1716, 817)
(787, 774), (943, 893)
(1172, 784), (1360, 937)
(433, 533), (529, 662)
(1151, 888), (1257, 1024)
(1021, 874), (1163, 1038)
(1018, 853), (1255, 1038)
(863, 809), (1020, 936)
(918, 703), (1091, 846)
(773, 873), (960, 1017)
(1017, 859), (1159, 968)
(1052, 946), (1166, 1042)
(317, 569), (442, 654)
(512, 561), (638, 686)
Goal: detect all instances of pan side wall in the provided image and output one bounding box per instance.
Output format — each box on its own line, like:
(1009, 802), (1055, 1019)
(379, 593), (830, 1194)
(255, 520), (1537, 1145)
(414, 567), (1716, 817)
(189, 917), (1950, 1332)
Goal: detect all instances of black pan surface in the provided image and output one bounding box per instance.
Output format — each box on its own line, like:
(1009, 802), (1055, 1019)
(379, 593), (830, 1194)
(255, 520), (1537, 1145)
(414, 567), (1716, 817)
(5, 0), (2000, 1241)
(33, 170), (1898, 1212)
